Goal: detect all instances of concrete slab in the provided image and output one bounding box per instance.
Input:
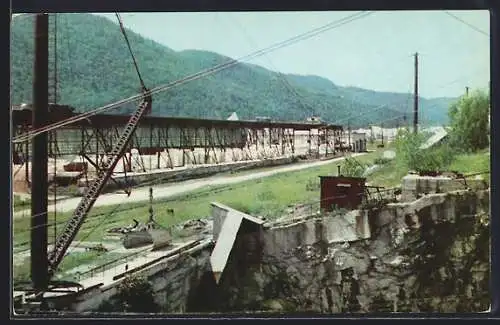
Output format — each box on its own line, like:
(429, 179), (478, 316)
(210, 212), (244, 284)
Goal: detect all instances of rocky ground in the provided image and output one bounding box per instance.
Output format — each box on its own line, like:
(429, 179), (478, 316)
(212, 194), (490, 313)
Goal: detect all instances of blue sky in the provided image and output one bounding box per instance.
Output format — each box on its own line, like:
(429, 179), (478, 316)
(20, 10), (486, 99)
(94, 10), (489, 99)
(96, 10), (490, 99)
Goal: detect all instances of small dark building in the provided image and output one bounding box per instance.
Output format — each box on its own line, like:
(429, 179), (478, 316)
(319, 176), (366, 211)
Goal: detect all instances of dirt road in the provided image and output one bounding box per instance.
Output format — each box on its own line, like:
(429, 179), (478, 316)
(14, 153), (365, 217)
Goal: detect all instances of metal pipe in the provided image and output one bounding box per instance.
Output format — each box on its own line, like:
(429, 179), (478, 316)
(31, 13), (49, 291)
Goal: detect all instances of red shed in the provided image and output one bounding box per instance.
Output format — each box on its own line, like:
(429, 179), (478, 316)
(319, 176), (366, 211)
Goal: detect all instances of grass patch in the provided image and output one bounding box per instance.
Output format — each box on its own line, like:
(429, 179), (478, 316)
(12, 149), (389, 248)
(367, 161), (407, 188)
(368, 148), (490, 188)
(13, 251), (123, 283)
(13, 144), (489, 282)
(448, 149), (490, 175)
(13, 195), (30, 212)
(13, 144), (489, 248)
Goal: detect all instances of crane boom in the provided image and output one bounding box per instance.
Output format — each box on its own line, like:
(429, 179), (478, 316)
(47, 90), (152, 278)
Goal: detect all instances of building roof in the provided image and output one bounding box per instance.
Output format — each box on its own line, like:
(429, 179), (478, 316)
(227, 112), (239, 121)
(12, 108), (343, 131)
(420, 126), (448, 149)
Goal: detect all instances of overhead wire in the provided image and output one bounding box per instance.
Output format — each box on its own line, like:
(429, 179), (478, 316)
(332, 67), (488, 127)
(425, 67), (488, 92)
(15, 12), (372, 141)
(444, 11), (489, 37)
(14, 14), (153, 264)
(218, 13), (315, 117)
(339, 97), (447, 129)
(14, 12), (478, 282)
(11, 51), (478, 229)
(11, 105), (439, 237)
(114, 12), (147, 90)
(13, 12), (466, 233)
(12, 11), (375, 144)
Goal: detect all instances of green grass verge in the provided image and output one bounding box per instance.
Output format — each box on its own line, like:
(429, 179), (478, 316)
(14, 251), (124, 283)
(12, 148), (388, 247)
(13, 195), (30, 212)
(12, 145), (490, 248)
(12, 145), (490, 281)
(368, 148), (490, 188)
(448, 149), (490, 175)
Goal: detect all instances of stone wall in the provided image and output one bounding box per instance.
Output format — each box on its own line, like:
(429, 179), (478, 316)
(214, 189), (490, 313)
(262, 210), (371, 258)
(401, 174), (488, 202)
(42, 188), (490, 314)
(65, 240), (213, 313)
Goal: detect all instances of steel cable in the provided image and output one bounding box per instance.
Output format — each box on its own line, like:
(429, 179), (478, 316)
(12, 11), (375, 144)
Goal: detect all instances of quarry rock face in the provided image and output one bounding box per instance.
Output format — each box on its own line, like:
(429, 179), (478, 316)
(212, 190), (490, 313)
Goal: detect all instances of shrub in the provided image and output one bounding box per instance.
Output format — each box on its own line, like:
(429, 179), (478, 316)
(411, 144), (456, 173)
(340, 156), (366, 177)
(394, 128), (456, 173)
(448, 89), (490, 153)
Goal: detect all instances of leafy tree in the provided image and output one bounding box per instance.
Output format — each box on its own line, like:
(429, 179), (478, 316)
(394, 128), (425, 171)
(448, 89), (490, 152)
(394, 128), (455, 173)
(340, 156), (366, 177)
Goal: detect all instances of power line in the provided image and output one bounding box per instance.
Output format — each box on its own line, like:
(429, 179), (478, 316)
(14, 208), (120, 237)
(333, 67), (483, 127)
(13, 104), (432, 234)
(16, 12), (373, 141)
(115, 12), (147, 90)
(219, 13), (315, 118)
(427, 67), (488, 91)
(12, 11), (375, 144)
(66, 203), (123, 254)
(444, 11), (489, 37)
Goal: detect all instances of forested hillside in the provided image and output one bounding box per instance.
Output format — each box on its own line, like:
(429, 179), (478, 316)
(10, 13), (455, 127)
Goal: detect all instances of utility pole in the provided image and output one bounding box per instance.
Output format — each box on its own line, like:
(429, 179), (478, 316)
(347, 120), (351, 151)
(465, 86), (469, 97)
(31, 13), (49, 291)
(381, 123), (384, 146)
(413, 52), (419, 134)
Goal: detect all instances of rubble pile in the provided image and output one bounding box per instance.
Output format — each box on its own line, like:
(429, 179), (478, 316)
(174, 217), (214, 237)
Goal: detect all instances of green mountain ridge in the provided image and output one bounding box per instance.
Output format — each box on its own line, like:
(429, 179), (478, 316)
(10, 13), (456, 127)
